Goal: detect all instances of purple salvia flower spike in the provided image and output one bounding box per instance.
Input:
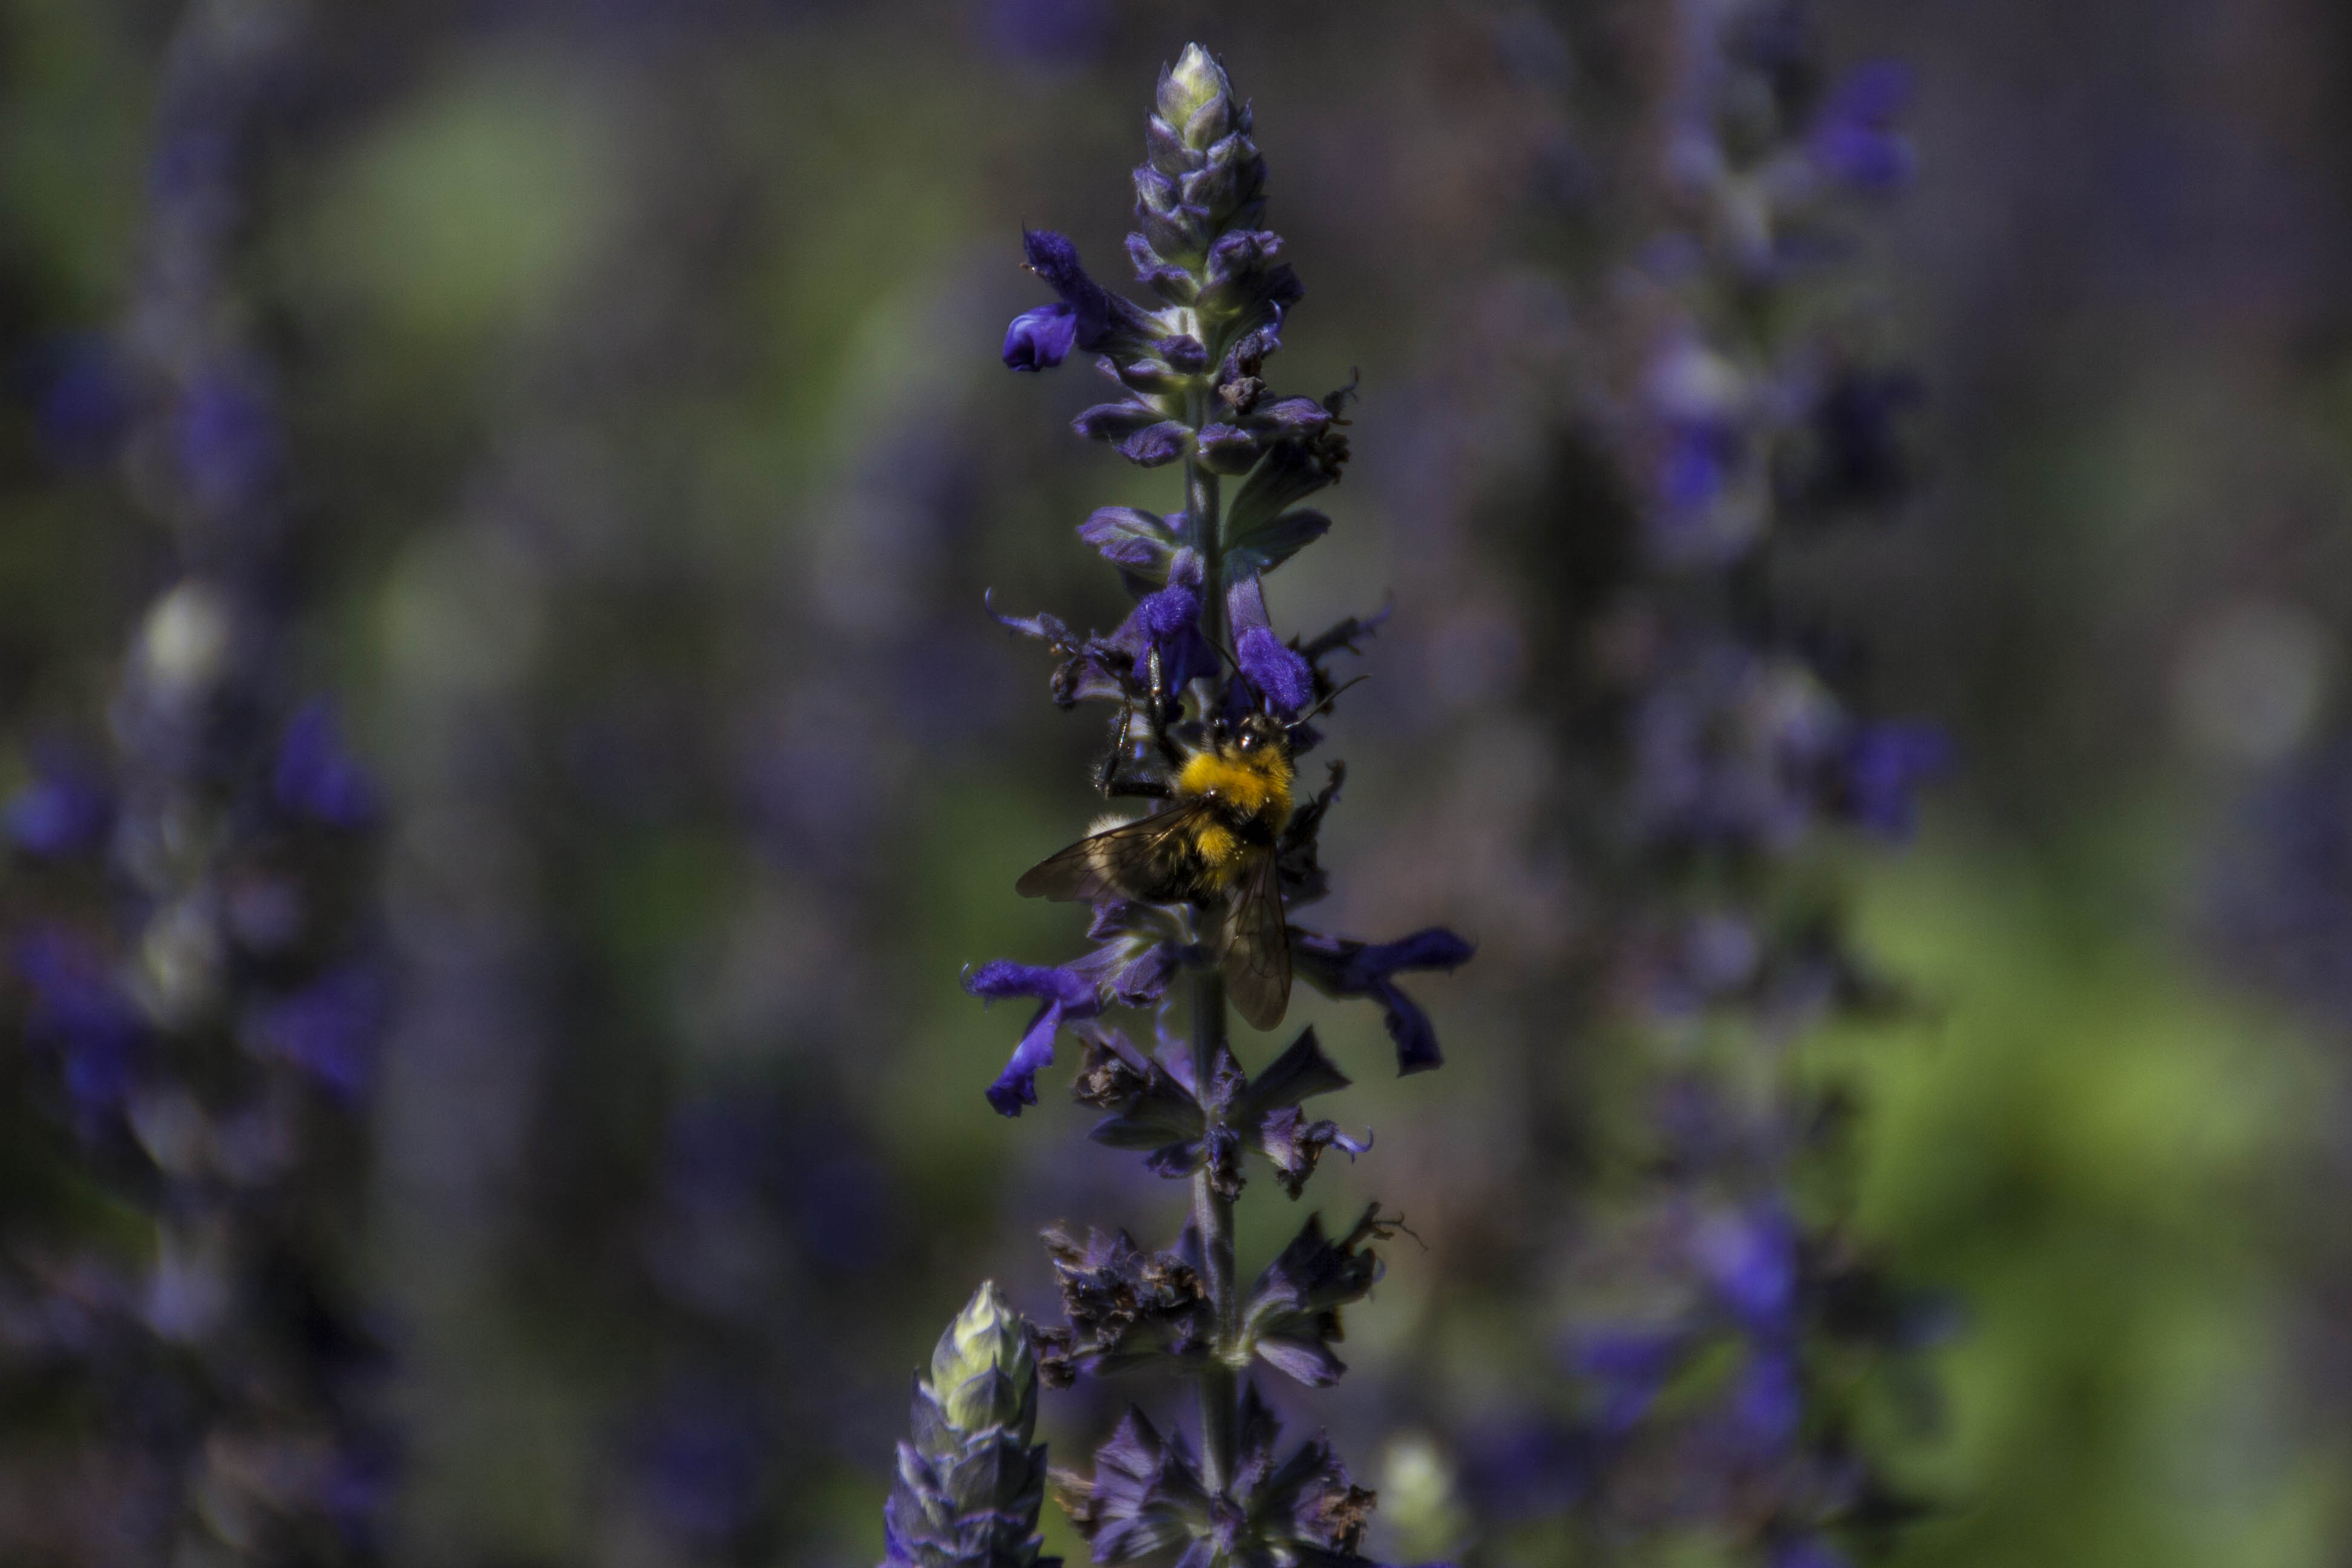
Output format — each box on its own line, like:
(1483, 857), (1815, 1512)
(1540, 1), (1947, 1557)
(1, 7), (399, 1552)
(945, 39), (1472, 1568)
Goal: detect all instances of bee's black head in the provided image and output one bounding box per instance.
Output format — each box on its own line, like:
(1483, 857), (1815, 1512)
(1233, 711), (1285, 756)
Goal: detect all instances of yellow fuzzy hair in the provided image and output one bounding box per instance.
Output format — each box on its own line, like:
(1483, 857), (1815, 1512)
(1177, 747), (1295, 826)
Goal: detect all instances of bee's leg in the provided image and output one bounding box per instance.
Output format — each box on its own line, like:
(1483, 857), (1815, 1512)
(1095, 692), (1175, 800)
(1144, 642), (1187, 774)
(1094, 699), (1138, 795)
(1102, 713), (1171, 799)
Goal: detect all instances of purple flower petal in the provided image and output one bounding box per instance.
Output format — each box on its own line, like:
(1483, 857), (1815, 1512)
(1194, 422), (1261, 474)
(1237, 626), (1313, 714)
(1115, 421), (1188, 468)
(1253, 1335), (1345, 1387)
(1109, 566), (1215, 691)
(1291, 927), (1474, 1075)
(985, 999), (1068, 1116)
(1073, 400), (1169, 440)
(1003, 302), (1079, 371)
(1022, 228), (1112, 342)
(1013, 227), (1149, 362)
(1132, 584), (1200, 641)
(965, 960), (1106, 1116)
(1155, 334), (1207, 372)
(1078, 506), (1178, 576)
(964, 959), (1096, 1011)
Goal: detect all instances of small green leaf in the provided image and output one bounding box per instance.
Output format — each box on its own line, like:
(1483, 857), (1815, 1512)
(1224, 509), (1331, 578)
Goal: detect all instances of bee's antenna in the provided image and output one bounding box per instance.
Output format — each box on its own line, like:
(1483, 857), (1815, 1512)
(1209, 637), (1255, 724)
(1287, 675), (1367, 731)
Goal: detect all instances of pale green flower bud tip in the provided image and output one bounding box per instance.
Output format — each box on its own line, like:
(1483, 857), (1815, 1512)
(929, 1281), (1035, 1433)
(1159, 43), (1233, 134)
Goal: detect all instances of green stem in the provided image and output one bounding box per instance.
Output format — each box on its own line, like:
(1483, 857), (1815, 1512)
(1186, 432), (1226, 679)
(1191, 969), (1238, 1495)
(1184, 405), (1238, 1498)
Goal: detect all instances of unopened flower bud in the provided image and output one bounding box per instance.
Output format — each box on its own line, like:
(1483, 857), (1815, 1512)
(880, 1282), (1057, 1568)
(1157, 44), (1233, 145)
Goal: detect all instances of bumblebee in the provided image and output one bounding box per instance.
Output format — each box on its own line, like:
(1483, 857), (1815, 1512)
(1017, 704), (1298, 1030)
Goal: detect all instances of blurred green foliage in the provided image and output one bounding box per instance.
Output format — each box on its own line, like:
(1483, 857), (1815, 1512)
(1832, 836), (2346, 1567)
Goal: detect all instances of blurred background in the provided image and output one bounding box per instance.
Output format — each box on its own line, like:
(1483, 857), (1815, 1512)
(1, 0), (2350, 1564)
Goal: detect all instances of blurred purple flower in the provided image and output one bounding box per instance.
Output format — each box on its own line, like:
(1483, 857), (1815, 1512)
(14, 927), (145, 1114)
(5, 744), (112, 858)
(31, 336), (129, 469)
(1691, 1202), (1800, 1334)
(1808, 63), (1914, 194)
(1635, 645), (1836, 851)
(792, 1126), (892, 1274)
(176, 363), (280, 518)
(150, 125), (233, 203)
(321, 1432), (401, 1550)
(1565, 0), (1936, 1550)
(630, 1383), (767, 1547)
(1771, 1535), (1852, 1568)
(662, 1096), (780, 1206)
(1838, 721), (1949, 838)
(1800, 366), (1922, 511)
(1721, 0), (1808, 75)
(1567, 1326), (1691, 1437)
(1729, 1342), (1803, 1448)
(273, 697), (380, 829)
(984, 0), (1108, 70)
(1455, 1414), (1590, 1519)
(1661, 419), (1740, 514)
(249, 964), (387, 1104)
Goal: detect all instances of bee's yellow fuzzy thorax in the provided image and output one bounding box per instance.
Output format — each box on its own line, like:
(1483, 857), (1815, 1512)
(1178, 746), (1294, 826)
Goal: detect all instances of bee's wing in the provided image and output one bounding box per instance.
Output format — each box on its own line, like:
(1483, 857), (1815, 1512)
(1014, 800), (1209, 903)
(1220, 851), (1291, 1031)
